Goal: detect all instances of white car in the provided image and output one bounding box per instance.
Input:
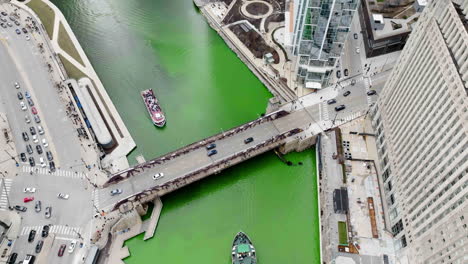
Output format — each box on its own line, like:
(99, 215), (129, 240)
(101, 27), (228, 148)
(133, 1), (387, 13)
(110, 189), (122, 196)
(32, 135), (38, 144)
(68, 240), (76, 253)
(356, 47), (360, 54)
(57, 193), (69, 200)
(42, 138), (48, 147)
(14, 82), (20, 89)
(37, 125), (44, 135)
(39, 157), (46, 168)
(25, 115), (31, 124)
(23, 187), (36, 193)
(152, 172), (164, 180)
(25, 35), (30, 41)
(20, 101), (27, 111)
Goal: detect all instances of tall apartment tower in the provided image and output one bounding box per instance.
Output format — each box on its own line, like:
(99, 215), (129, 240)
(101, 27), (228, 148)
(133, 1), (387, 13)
(288, 0), (358, 89)
(370, 0), (468, 263)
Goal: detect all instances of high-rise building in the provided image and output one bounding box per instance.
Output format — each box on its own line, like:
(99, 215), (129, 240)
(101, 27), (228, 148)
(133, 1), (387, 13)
(286, 0), (358, 89)
(370, 0), (468, 263)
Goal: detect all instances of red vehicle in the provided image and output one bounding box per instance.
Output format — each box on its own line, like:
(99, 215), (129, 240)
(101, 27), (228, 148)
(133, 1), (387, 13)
(23, 197), (34, 203)
(31, 106), (38, 115)
(58, 244), (66, 257)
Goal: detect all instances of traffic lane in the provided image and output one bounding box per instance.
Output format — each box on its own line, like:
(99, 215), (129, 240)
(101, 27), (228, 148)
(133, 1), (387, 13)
(47, 238), (74, 264)
(7, 28), (84, 170)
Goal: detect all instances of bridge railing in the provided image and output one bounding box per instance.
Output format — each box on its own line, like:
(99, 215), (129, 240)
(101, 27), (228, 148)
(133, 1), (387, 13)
(104, 110), (290, 187)
(111, 128), (303, 210)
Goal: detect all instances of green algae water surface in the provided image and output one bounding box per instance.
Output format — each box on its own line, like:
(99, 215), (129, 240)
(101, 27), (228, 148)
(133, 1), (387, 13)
(51, 0), (320, 263)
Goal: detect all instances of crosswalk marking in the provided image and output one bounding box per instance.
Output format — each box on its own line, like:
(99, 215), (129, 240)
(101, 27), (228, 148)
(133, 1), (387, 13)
(0, 179), (12, 211)
(322, 101), (330, 121)
(20, 225), (82, 237)
(334, 111), (366, 126)
(21, 166), (87, 179)
(93, 189), (100, 209)
(338, 75), (364, 87)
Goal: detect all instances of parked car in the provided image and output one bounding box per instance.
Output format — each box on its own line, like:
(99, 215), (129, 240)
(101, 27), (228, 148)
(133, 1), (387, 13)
(58, 244), (66, 257)
(20, 152), (27, 162)
(23, 197), (34, 203)
(26, 144), (33, 154)
(44, 207), (51, 219)
(205, 143), (216, 150)
(25, 115), (31, 124)
(42, 138), (48, 147)
(36, 145), (43, 154)
(31, 106), (38, 115)
(34, 115), (40, 123)
(37, 125), (44, 135)
(68, 240), (77, 253)
(29, 157), (35, 166)
(344, 69), (349, 76)
(17, 92), (23, 100)
(110, 189), (122, 196)
(14, 82), (20, 89)
(343, 91), (351, 97)
(35, 240), (43, 253)
(335, 105), (346, 111)
(0, 23), (5, 28)
(42, 225), (49, 237)
(20, 101), (27, 111)
(46, 151), (53, 161)
(327, 99), (337, 105)
(39, 157), (46, 168)
(14, 20), (19, 26)
(336, 70), (341, 79)
(15, 28), (20, 34)
(207, 149), (218, 156)
(6, 253), (17, 264)
(152, 173), (164, 180)
(29, 126), (36, 136)
(57, 193), (69, 200)
(244, 137), (254, 144)
(28, 230), (36, 242)
(24, 255), (35, 263)
(356, 47), (360, 53)
(22, 27), (27, 33)
(351, 79), (356, 86)
(353, 33), (358, 39)
(23, 187), (36, 193)
(0, 11), (7, 16)
(367, 90), (377, 96)
(25, 91), (31, 98)
(35, 200), (41, 212)
(32, 135), (38, 144)
(49, 161), (56, 172)
(6, 22), (12, 27)
(26, 35), (30, 41)
(27, 98), (34, 107)
(14, 205), (27, 212)
(22, 132), (29, 141)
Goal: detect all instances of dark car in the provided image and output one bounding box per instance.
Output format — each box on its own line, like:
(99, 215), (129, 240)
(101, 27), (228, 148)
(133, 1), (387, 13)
(6, 252), (17, 264)
(354, 33), (358, 39)
(14, 20), (19, 26)
(42, 225), (49, 237)
(35, 240), (44, 253)
(45, 207), (52, 219)
(206, 143), (216, 150)
(0, 23), (5, 28)
(244, 137), (254, 144)
(14, 205), (27, 212)
(36, 145), (43, 154)
(46, 151), (53, 161)
(327, 99), (337, 105)
(335, 105), (346, 111)
(20, 153), (27, 162)
(1, 11), (7, 16)
(34, 115), (40, 123)
(27, 98), (34, 106)
(26, 144), (33, 154)
(35, 200), (41, 212)
(17, 92), (23, 100)
(336, 70), (341, 78)
(367, 90), (377, 96)
(30, 126), (36, 135)
(15, 28), (20, 34)
(22, 132), (29, 141)
(343, 91), (351, 97)
(58, 244), (66, 257)
(344, 69), (349, 76)
(29, 157), (35, 167)
(207, 149), (218, 157)
(49, 161), (56, 172)
(22, 27), (27, 33)
(28, 230), (36, 242)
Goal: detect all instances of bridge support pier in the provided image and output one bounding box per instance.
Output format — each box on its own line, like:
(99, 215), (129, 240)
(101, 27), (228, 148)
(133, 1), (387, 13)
(279, 133), (318, 154)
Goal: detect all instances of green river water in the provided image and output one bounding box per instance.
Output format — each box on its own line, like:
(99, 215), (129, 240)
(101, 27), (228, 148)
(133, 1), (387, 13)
(51, 0), (320, 263)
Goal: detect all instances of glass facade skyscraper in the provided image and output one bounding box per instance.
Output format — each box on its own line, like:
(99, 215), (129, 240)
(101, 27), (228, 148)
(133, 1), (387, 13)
(291, 0), (358, 88)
